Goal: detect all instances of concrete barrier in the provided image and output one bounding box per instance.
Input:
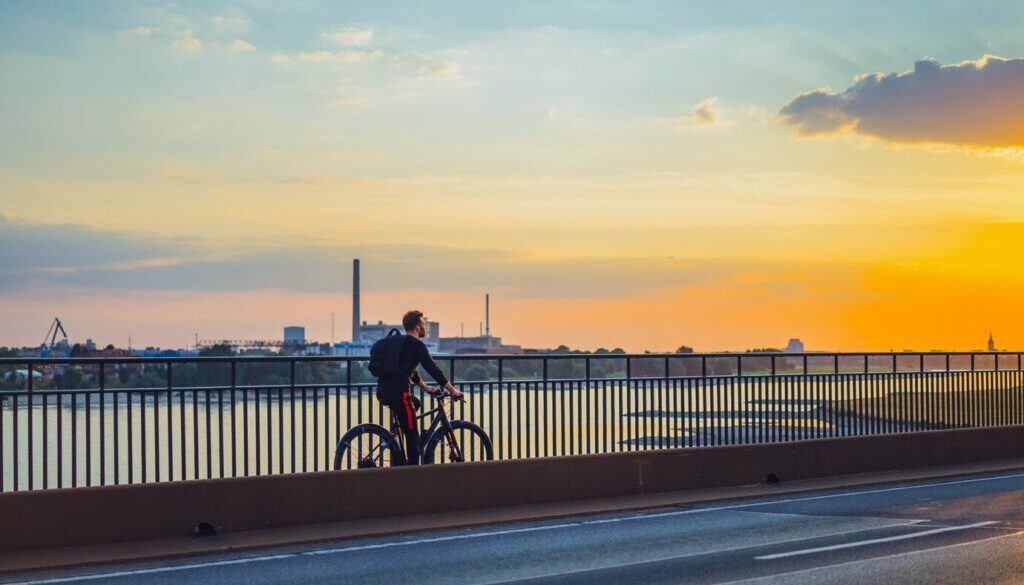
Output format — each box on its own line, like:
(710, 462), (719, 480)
(3, 425), (1023, 553)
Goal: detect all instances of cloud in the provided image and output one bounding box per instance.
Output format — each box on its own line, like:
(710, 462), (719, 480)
(778, 55), (1024, 148)
(171, 36), (202, 52)
(673, 98), (729, 129)
(0, 218), (196, 291)
(321, 27), (374, 47)
(296, 49), (381, 64)
(270, 51), (291, 64)
(0, 218), (819, 300)
(297, 50), (331, 62)
(211, 15), (248, 29)
(229, 39), (255, 53)
(428, 61), (460, 77)
(132, 26), (154, 37)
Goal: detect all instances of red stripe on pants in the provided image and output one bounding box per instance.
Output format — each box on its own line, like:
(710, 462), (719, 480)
(402, 392), (416, 429)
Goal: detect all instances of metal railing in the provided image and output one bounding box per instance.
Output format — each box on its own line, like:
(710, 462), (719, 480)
(1, 351), (1023, 491)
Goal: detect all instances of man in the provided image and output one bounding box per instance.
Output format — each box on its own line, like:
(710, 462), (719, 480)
(377, 310), (462, 465)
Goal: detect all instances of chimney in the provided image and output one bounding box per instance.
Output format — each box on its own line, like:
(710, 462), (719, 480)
(485, 293), (490, 339)
(352, 259), (360, 343)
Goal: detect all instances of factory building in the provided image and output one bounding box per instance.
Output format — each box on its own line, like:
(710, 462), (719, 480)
(438, 294), (522, 355)
(337, 259), (519, 355)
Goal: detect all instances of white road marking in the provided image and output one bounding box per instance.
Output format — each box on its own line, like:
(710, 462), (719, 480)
(5, 471), (1024, 585)
(566, 470), (1024, 526)
(476, 520), (929, 585)
(718, 531), (1024, 585)
(754, 521), (998, 560)
(303, 522), (580, 555)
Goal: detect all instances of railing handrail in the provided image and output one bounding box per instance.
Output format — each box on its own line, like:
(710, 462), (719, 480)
(0, 349), (1020, 366)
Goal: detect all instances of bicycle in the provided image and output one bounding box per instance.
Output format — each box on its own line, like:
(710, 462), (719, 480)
(333, 388), (493, 469)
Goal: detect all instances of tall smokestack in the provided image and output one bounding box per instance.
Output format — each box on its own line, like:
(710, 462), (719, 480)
(485, 293), (490, 338)
(352, 259), (360, 343)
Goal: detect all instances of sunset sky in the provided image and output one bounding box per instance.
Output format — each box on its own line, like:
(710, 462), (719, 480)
(3, 1), (1024, 352)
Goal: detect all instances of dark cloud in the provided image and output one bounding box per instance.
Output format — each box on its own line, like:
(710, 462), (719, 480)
(778, 55), (1024, 147)
(0, 218), (196, 288)
(0, 218), (803, 299)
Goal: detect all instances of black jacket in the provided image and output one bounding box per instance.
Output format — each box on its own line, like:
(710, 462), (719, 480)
(377, 335), (449, 402)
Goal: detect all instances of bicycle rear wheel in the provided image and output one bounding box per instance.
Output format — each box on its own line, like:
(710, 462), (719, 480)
(422, 420), (493, 464)
(334, 424), (405, 470)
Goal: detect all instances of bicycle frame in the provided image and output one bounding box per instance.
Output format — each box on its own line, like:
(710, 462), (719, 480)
(391, 394), (465, 462)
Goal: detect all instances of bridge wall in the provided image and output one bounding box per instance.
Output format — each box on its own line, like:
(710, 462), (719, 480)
(3, 425), (1024, 553)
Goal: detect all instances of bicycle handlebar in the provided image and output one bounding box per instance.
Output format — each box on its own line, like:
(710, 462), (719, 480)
(431, 388), (464, 402)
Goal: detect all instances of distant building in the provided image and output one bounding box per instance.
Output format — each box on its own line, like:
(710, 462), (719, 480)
(303, 342), (333, 356)
(988, 332), (997, 352)
(85, 338), (97, 352)
(356, 320), (403, 343)
(438, 335), (523, 355)
(284, 326), (306, 345)
(333, 341), (372, 356)
(785, 338), (805, 353)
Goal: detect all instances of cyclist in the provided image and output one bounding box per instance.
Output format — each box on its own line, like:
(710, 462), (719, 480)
(378, 310), (462, 465)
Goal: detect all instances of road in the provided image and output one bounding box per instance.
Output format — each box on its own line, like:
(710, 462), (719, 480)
(6, 470), (1024, 584)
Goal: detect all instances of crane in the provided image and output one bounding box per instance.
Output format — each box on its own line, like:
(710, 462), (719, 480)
(40, 317), (69, 357)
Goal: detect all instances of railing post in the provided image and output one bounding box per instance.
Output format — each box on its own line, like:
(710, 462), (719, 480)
(166, 362), (173, 482)
(736, 355), (742, 377)
(98, 363), (105, 486)
(771, 355), (776, 376)
(230, 360), (236, 478)
(27, 363), (33, 491)
(290, 359), (297, 474)
(863, 355), (868, 374)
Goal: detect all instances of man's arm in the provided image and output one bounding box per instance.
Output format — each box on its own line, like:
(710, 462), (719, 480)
(410, 369), (429, 392)
(416, 341), (462, 398)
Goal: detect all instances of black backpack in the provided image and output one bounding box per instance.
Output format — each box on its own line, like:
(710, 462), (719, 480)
(368, 328), (406, 380)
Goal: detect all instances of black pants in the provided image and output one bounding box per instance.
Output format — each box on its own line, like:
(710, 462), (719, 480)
(383, 391), (420, 465)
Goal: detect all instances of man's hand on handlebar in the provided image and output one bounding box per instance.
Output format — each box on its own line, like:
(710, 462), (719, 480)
(445, 382), (464, 401)
(423, 384), (462, 401)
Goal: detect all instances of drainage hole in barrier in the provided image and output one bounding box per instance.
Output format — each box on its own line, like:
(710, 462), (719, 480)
(193, 522), (218, 537)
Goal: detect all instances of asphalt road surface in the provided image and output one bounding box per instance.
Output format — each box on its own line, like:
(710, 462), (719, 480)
(6, 470), (1024, 585)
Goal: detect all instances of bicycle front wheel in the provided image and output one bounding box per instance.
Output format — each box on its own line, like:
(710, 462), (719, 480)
(334, 424), (405, 470)
(422, 420), (493, 464)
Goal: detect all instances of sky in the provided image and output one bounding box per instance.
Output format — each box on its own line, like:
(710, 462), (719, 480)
(3, 0), (1024, 352)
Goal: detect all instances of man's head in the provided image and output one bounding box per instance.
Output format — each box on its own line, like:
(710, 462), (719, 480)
(403, 310), (427, 338)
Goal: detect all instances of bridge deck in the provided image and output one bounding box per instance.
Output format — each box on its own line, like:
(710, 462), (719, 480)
(4, 458), (1024, 582)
